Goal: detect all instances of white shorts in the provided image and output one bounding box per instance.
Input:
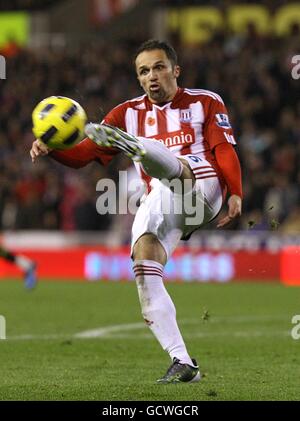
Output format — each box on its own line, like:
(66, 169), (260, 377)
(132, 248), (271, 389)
(131, 154), (223, 260)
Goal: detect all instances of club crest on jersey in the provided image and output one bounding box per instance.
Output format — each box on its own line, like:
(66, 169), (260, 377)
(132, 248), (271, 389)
(180, 109), (192, 123)
(215, 113), (231, 129)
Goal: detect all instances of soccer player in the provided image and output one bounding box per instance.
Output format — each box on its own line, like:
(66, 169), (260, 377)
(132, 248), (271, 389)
(0, 245), (37, 289)
(30, 39), (242, 383)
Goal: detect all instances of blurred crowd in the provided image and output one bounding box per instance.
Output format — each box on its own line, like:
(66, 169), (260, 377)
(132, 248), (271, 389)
(0, 0), (60, 11)
(0, 26), (300, 235)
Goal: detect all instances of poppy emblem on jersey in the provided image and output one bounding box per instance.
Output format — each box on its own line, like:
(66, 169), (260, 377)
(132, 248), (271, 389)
(180, 109), (192, 123)
(147, 117), (156, 126)
(215, 113), (231, 129)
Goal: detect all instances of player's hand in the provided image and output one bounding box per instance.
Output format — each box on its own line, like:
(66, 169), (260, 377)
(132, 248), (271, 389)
(217, 194), (242, 228)
(30, 139), (52, 163)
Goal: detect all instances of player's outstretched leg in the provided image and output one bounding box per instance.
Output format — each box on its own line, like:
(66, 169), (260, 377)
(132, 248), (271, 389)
(85, 123), (183, 180)
(0, 247), (37, 289)
(85, 123), (146, 161)
(23, 262), (37, 290)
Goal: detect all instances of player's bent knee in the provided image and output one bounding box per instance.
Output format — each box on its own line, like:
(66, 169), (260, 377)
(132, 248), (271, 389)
(132, 234), (167, 265)
(178, 158), (195, 185)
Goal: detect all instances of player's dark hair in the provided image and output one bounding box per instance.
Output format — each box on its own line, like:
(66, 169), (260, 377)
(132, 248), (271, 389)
(134, 39), (178, 68)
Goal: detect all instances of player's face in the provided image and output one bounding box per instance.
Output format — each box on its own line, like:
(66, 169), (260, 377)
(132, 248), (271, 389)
(135, 49), (180, 104)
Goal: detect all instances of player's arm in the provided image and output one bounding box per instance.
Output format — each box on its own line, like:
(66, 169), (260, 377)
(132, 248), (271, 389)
(204, 96), (242, 227)
(214, 143), (242, 227)
(31, 135), (121, 168)
(30, 136), (119, 168)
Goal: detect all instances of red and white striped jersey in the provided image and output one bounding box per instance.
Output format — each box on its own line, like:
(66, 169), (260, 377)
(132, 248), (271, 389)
(102, 87), (236, 188)
(51, 87), (239, 197)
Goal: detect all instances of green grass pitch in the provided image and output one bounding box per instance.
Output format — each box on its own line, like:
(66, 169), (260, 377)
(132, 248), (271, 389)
(0, 279), (299, 401)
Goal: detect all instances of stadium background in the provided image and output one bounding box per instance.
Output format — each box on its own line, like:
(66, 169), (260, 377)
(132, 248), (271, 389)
(0, 0), (300, 402)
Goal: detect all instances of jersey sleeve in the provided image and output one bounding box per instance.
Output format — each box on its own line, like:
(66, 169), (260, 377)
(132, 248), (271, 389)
(204, 96), (236, 150)
(50, 137), (119, 168)
(101, 102), (127, 130)
(214, 142), (243, 198)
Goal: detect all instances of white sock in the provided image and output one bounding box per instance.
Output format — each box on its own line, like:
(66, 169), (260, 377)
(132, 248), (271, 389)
(133, 259), (193, 365)
(15, 255), (34, 272)
(137, 137), (183, 180)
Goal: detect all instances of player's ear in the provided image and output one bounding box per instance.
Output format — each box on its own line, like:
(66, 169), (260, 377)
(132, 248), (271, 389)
(174, 65), (180, 79)
(137, 75), (143, 87)
(136, 68), (141, 84)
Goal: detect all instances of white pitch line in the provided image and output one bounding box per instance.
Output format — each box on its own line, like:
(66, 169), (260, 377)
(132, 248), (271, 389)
(6, 330), (290, 341)
(4, 315), (291, 341)
(73, 331), (290, 339)
(73, 322), (146, 338)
